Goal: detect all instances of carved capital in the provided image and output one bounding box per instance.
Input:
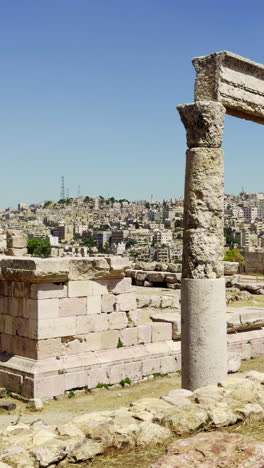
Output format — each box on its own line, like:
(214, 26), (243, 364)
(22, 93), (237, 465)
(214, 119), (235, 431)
(177, 101), (225, 148)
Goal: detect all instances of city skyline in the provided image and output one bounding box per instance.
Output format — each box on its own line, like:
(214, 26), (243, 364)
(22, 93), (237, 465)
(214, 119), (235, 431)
(1, 1), (264, 208)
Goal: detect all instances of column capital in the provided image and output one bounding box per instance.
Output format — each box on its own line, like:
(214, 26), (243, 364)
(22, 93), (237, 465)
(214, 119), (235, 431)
(177, 101), (225, 148)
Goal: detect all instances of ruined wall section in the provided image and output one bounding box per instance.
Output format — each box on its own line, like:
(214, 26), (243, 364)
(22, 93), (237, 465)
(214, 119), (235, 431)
(0, 257), (178, 399)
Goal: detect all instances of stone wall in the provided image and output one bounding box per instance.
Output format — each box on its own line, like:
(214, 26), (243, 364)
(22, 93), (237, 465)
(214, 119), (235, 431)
(0, 256), (179, 400)
(245, 252), (264, 274)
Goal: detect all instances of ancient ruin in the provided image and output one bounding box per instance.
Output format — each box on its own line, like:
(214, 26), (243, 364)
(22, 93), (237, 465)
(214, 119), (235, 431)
(177, 51), (264, 390)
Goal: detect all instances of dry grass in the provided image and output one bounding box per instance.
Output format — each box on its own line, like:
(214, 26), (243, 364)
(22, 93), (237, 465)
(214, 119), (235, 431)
(229, 295), (264, 308)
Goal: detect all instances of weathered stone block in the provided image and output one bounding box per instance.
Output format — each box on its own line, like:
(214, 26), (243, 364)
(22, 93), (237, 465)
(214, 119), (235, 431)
(106, 364), (125, 385)
(64, 371), (88, 390)
(137, 324), (152, 344)
(38, 317), (77, 339)
(30, 283), (67, 299)
(108, 312), (128, 330)
(160, 356), (178, 374)
(87, 367), (109, 389)
(151, 323), (172, 342)
(142, 358), (161, 376)
(37, 338), (62, 359)
(33, 374), (65, 399)
(87, 295), (101, 315)
(25, 298), (60, 319)
(100, 330), (119, 349)
(107, 278), (132, 295)
(120, 327), (138, 347)
(101, 294), (115, 313)
(67, 280), (89, 297)
(193, 51), (264, 124)
(123, 361), (142, 381)
(115, 293), (137, 311)
(60, 297), (87, 317)
(0, 370), (23, 393)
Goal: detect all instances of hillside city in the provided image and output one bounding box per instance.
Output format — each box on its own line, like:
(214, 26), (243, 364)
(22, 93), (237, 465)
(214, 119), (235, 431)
(1, 190), (264, 261)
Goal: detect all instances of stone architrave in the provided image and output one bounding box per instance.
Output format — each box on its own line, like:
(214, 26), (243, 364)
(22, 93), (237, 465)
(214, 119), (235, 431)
(177, 101), (228, 391)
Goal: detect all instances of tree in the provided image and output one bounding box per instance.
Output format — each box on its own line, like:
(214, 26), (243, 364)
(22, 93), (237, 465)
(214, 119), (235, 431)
(27, 238), (51, 258)
(126, 239), (137, 249)
(224, 248), (245, 266)
(81, 237), (96, 248)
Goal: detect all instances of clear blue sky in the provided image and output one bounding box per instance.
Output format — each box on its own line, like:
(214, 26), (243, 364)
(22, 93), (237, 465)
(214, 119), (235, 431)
(1, 0), (263, 208)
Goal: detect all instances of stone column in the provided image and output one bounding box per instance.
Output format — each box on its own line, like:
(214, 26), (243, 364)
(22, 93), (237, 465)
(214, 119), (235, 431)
(177, 101), (227, 391)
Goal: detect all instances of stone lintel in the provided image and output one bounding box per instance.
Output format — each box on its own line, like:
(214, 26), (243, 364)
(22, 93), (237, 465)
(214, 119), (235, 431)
(0, 256), (131, 283)
(193, 51), (264, 124)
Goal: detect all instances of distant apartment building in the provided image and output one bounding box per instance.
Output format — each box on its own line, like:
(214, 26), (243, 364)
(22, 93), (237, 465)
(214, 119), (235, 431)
(153, 229), (173, 245)
(93, 231), (112, 250)
(243, 206), (258, 221)
(111, 230), (128, 245)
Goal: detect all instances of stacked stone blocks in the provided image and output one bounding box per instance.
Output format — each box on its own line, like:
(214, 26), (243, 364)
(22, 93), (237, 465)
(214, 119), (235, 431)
(0, 257), (177, 399)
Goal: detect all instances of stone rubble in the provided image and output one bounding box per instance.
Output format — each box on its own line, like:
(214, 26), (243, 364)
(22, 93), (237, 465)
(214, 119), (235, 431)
(0, 372), (264, 467)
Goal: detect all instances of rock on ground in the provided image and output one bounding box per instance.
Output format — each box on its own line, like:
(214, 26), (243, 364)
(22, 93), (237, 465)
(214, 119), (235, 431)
(150, 432), (264, 468)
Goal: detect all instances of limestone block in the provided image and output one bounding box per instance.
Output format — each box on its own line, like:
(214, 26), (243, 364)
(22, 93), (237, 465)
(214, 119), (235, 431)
(92, 314), (109, 332)
(224, 262), (239, 275)
(148, 272), (166, 282)
(37, 338), (62, 359)
(25, 298), (60, 319)
(136, 296), (150, 308)
(0, 257), (70, 283)
(87, 367), (109, 389)
(115, 293), (137, 311)
(1, 334), (38, 359)
(3, 315), (17, 335)
(0, 370), (23, 393)
(67, 280), (89, 297)
(137, 324), (152, 344)
(30, 283), (67, 299)
(6, 230), (27, 249)
(241, 343), (252, 360)
(87, 295), (101, 315)
(150, 296), (161, 308)
(101, 294), (115, 313)
(75, 316), (94, 334)
(177, 101), (225, 148)
(8, 297), (24, 317)
(160, 356), (178, 374)
(107, 277), (132, 295)
(100, 330), (119, 349)
(123, 361), (142, 381)
(13, 281), (30, 298)
(64, 371), (88, 391)
(127, 309), (140, 327)
(33, 374), (65, 399)
(151, 323), (172, 342)
(106, 256), (131, 274)
(0, 297), (8, 315)
(76, 314), (108, 334)
(251, 340), (264, 356)
(120, 327), (138, 347)
(38, 316), (77, 339)
(193, 51), (264, 124)
(135, 271), (148, 282)
(108, 312), (128, 330)
(59, 297), (87, 317)
(107, 364), (125, 385)
(160, 296), (173, 308)
(142, 358), (161, 376)
(0, 280), (10, 297)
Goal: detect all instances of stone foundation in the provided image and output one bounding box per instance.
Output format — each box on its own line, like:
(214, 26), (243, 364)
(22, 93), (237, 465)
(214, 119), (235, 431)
(0, 257), (179, 400)
(0, 256), (264, 400)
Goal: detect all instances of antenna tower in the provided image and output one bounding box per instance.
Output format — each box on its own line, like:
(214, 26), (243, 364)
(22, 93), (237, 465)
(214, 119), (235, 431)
(60, 176), (65, 200)
(78, 185), (81, 198)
